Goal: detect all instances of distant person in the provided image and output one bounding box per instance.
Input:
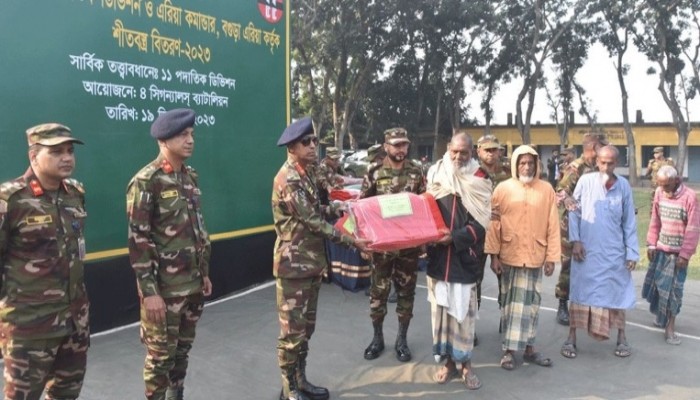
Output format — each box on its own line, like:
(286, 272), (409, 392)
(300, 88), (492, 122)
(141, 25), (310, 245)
(559, 147), (576, 178)
(272, 117), (369, 400)
(645, 146), (675, 203)
(485, 145), (560, 371)
(126, 109), (212, 400)
(425, 133), (491, 390)
(554, 133), (607, 326)
(561, 145), (639, 359)
(365, 143), (386, 165)
(0, 123), (89, 400)
(547, 149), (561, 187)
(360, 128), (425, 363)
(643, 165), (700, 345)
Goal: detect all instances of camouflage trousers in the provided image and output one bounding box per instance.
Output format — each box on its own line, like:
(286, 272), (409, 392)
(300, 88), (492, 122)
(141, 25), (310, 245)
(1, 323), (89, 400)
(556, 210), (572, 301)
(369, 250), (419, 325)
(276, 275), (322, 372)
(140, 293), (204, 400)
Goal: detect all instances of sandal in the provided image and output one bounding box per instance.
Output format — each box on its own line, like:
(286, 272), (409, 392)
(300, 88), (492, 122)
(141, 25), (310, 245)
(462, 368), (482, 390)
(560, 341), (577, 359)
(433, 364), (459, 384)
(500, 352), (515, 371)
(523, 351), (553, 367)
(614, 341), (632, 358)
(665, 333), (682, 346)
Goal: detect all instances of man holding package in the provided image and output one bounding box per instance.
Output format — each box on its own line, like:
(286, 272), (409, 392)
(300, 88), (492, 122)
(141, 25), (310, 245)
(360, 127), (426, 362)
(425, 133), (492, 389)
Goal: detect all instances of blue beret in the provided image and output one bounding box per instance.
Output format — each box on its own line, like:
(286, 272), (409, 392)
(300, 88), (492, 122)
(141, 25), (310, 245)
(151, 108), (196, 140)
(277, 117), (313, 146)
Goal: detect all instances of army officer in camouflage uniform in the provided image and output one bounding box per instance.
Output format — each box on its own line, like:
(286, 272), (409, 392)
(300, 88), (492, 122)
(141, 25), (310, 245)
(272, 117), (369, 400)
(127, 109), (211, 400)
(0, 124), (89, 400)
(361, 128), (426, 363)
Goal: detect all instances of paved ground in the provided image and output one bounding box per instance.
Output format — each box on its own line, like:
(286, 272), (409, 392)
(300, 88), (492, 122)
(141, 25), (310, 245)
(2, 263), (699, 399)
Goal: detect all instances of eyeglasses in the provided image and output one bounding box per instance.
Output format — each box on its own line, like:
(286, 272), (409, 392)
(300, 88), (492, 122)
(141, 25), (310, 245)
(299, 136), (318, 146)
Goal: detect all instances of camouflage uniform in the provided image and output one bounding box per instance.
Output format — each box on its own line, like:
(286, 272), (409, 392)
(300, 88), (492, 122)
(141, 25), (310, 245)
(360, 158), (426, 326)
(555, 156), (597, 301)
(0, 169), (90, 400)
(127, 154), (210, 400)
(314, 158), (345, 206)
(272, 158), (353, 398)
(646, 158), (675, 203)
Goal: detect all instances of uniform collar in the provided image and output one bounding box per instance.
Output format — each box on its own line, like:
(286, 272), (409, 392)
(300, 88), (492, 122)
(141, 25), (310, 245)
(22, 167), (71, 197)
(155, 154), (186, 175)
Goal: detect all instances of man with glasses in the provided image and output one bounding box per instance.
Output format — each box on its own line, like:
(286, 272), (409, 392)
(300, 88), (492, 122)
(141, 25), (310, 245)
(272, 117), (369, 400)
(360, 128), (426, 363)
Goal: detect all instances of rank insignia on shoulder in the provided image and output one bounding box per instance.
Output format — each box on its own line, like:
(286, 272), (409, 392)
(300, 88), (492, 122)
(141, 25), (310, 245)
(25, 215), (53, 225)
(160, 190), (179, 199)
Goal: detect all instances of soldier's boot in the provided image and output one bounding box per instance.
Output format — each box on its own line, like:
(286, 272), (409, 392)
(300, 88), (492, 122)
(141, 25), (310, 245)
(395, 321), (412, 362)
(279, 368), (311, 400)
(295, 348), (329, 400)
(556, 299), (570, 326)
(363, 322), (385, 360)
(165, 386), (184, 400)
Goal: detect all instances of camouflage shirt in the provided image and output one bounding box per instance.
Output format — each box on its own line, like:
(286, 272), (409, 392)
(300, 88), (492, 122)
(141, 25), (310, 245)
(360, 158), (426, 198)
(556, 156), (597, 197)
(480, 161), (510, 189)
(0, 168), (89, 340)
(126, 155), (210, 299)
(272, 159), (353, 279)
(646, 158), (675, 188)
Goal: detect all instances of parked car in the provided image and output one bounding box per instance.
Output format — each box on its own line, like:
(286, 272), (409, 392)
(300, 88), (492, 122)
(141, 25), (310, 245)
(343, 150), (369, 177)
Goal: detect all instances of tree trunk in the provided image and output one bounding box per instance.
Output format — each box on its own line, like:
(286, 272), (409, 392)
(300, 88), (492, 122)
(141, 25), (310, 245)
(618, 57), (638, 185)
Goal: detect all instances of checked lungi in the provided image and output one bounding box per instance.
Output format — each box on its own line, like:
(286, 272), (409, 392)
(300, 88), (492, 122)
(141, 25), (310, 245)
(499, 265), (542, 352)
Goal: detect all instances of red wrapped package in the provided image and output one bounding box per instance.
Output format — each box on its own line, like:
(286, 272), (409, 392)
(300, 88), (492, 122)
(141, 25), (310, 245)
(335, 192), (447, 252)
(329, 188), (361, 201)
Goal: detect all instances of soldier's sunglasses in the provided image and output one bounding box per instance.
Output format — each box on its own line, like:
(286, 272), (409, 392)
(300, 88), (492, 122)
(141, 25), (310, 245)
(299, 136), (318, 146)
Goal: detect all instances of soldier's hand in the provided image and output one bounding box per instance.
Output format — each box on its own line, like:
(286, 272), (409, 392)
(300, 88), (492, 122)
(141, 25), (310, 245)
(647, 248), (656, 262)
(489, 255), (502, 275)
(626, 260), (636, 271)
(544, 261), (555, 277)
(572, 241), (585, 262)
(353, 238), (372, 253)
(143, 295), (166, 325)
(202, 276), (213, 296)
(563, 197), (578, 211)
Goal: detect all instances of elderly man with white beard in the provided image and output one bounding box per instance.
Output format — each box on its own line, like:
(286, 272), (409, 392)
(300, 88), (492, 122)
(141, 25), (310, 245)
(561, 145), (639, 359)
(425, 133), (492, 390)
(485, 145), (560, 371)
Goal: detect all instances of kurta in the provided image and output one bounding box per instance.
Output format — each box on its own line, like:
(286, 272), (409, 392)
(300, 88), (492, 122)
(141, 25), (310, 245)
(569, 173), (639, 309)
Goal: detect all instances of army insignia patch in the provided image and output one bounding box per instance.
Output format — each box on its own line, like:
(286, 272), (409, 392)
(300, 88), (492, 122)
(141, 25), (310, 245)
(160, 190), (179, 199)
(25, 215), (53, 225)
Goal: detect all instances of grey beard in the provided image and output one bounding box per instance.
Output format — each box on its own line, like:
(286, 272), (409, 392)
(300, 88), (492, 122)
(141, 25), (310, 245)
(601, 172), (610, 185)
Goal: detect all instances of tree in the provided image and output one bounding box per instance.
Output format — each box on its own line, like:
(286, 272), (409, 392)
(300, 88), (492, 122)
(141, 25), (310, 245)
(589, 0), (642, 184)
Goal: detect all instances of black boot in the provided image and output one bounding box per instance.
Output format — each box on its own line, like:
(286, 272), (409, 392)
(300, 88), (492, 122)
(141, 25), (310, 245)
(279, 368), (311, 400)
(165, 386), (184, 400)
(395, 321), (412, 362)
(363, 322), (385, 360)
(557, 299), (570, 326)
(296, 345), (329, 400)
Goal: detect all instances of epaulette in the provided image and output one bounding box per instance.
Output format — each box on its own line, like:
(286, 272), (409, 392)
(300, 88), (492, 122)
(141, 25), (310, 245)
(406, 159), (422, 169)
(133, 163), (160, 182)
(367, 161), (384, 176)
(0, 178), (27, 202)
(63, 178), (86, 195)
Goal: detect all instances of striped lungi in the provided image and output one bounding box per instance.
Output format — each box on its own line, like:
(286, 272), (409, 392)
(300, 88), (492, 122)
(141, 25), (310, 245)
(427, 276), (477, 363)
(569, 303), (625, 341)
(500, 265), (542, 352)
(642, 251), (687, 328)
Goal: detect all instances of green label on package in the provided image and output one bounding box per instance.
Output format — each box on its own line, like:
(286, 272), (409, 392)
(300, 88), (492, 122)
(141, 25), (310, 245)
(343, 214), (356, 233)
(378, 194), (414, 218)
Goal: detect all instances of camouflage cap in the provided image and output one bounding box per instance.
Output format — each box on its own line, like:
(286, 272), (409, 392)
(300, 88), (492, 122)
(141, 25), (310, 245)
(653, 146), (664, 153)
(26, 123), (84, 146)
(384, 128), (410, 145)
(582, 132), (608, 146)
(326, 147), (341, 159)
(477, 134), (500, 150)
(365, 143), (385, 161)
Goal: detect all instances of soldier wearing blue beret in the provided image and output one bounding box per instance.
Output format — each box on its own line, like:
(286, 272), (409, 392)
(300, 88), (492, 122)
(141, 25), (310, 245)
(0, 123), (89, 400)
(271, 117), (370, 400)
(127, 108), (212, 400)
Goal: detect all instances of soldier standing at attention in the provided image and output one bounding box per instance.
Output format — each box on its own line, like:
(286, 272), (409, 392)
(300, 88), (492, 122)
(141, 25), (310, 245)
(127, 108), (212, 400)
(0, 123), (89, 400)
(553, 133), (607, 325)
(361, 128), (426, 363)
(645, 146), (675, 202)
(272, 117), (369, 400)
